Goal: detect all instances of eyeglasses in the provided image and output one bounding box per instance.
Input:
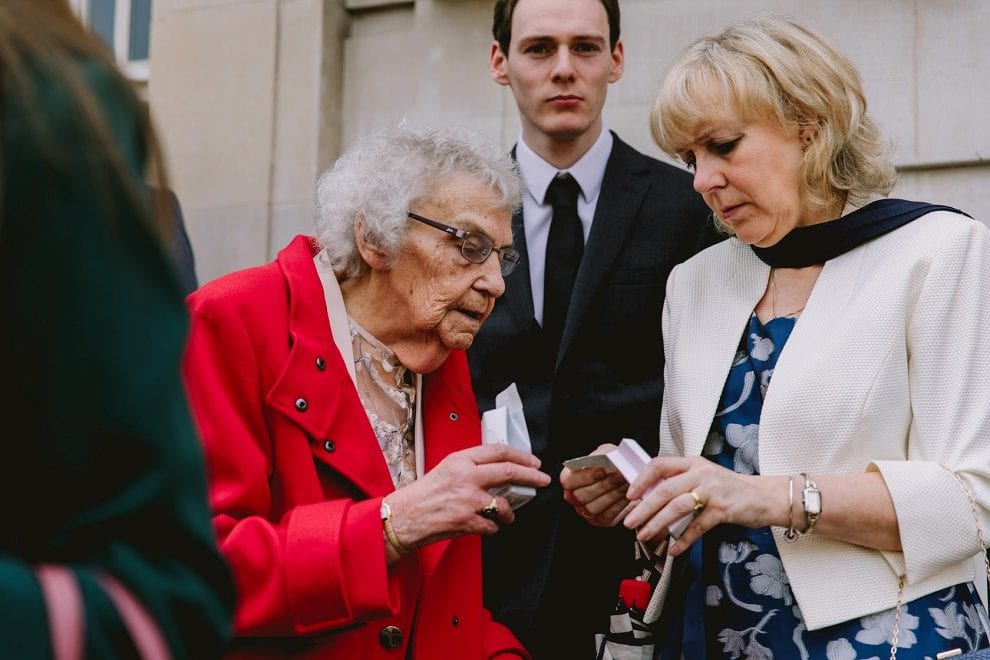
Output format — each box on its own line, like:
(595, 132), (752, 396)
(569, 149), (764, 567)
(407, 212), (521, 276)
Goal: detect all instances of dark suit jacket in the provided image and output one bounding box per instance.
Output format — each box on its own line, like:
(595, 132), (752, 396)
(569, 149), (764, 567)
(468, 134), (717, 659)
(148, 187), (198, 295)
(164, 189), (198, 295)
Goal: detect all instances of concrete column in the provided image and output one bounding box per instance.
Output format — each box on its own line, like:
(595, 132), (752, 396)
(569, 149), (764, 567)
(149, 0), (347, 284)
(148, 0), (990, 282)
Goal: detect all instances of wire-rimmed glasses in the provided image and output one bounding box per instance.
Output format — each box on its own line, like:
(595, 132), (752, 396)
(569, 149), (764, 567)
(407, 212), (521, 276)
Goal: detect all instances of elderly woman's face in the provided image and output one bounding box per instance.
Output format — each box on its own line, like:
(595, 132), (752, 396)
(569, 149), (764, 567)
(385, 173), (512, 371)
(678, 112), (821, 247)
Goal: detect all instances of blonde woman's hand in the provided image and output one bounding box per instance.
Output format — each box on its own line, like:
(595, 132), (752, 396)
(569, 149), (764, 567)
(622, 455), (786, 556)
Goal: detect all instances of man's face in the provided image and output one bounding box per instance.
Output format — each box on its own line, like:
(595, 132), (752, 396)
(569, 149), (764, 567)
(491, 0), (623, 148)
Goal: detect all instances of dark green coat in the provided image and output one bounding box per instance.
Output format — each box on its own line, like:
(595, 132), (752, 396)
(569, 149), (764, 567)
(0, 58), (233, 657)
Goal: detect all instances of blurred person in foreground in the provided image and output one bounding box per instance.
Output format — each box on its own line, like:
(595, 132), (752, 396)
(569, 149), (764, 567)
(563, 13), (990, 659)
(0, 0), (234, 657)
(182, 123), (551, 658)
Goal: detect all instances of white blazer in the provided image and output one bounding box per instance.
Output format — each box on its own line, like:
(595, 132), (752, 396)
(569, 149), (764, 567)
(656, 209), (990, 630)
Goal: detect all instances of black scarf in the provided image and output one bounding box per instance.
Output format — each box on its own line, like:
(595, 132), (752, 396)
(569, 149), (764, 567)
(751, 199), (969, 268)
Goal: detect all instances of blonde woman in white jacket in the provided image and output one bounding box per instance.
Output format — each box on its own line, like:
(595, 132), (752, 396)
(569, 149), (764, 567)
(562, 14), (990, 659)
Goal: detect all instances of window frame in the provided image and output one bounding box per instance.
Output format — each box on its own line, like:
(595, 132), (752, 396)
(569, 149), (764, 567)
(70, 0), (150, 82)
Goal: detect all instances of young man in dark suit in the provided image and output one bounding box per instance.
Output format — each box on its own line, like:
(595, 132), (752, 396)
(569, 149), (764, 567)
(467, 0), (717, 657)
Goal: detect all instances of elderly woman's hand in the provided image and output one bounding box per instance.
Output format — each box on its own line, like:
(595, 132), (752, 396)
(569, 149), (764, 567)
(384, 443), (550, 552)
(560, 443), (632, 527)
(622, 455), (788, 557)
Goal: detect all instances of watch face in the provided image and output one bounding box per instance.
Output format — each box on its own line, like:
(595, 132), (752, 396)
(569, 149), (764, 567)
(805, 489), (822, 514)
(380, 502), (390, 520)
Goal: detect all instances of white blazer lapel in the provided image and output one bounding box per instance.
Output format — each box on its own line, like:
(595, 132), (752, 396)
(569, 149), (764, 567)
(676, 243), (769, 459)
(760, 248), (863, 433)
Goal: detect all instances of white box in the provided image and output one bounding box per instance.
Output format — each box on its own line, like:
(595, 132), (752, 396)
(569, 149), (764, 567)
(564, 438), (694, 538)
(481, 384), (536, 510)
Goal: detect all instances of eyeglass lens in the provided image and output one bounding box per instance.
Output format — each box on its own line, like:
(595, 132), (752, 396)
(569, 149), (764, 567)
(407, 212), (519, 275)
(460, 234), (519, 275)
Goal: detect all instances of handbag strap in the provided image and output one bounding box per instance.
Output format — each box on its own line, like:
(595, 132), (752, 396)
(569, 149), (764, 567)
(35, 565), (171, 660)
(890, 465), (989, 660)
(96, 571), (171, 660)
(35, 565), (84, 660)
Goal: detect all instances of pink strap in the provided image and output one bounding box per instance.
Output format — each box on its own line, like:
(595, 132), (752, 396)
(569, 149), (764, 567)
(35, 564), (84, 660)
(96, 571), (171, 660)
(35, 565), (171, 660)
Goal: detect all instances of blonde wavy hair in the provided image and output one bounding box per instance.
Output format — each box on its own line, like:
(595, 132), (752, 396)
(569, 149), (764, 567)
(650, 13), (896, 219)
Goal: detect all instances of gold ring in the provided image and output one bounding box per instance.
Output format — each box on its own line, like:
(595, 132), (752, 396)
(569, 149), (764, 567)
(579, 507), (594, 519)
(689, 490), (705, 513)
(479, 498), (499, 520)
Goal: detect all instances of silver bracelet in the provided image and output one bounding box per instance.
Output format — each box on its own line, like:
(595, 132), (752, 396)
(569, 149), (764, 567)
(784, 475), (800, 542)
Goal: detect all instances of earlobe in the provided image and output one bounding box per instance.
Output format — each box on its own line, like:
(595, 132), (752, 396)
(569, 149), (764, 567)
(490, 42), (510, 86)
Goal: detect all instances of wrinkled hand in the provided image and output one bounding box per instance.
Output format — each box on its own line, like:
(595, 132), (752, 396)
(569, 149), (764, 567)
(622, 455), (781, 556)
(560, 443), (631, 527)
(387, 444), (550, 550)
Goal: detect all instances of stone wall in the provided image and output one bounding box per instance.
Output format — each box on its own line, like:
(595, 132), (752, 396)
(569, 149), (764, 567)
(150, 0), (990, 282)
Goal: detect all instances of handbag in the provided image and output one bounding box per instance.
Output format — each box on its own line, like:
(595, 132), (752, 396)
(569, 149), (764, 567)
(595, 539), (670, 660)
(888, 466), (990, 660)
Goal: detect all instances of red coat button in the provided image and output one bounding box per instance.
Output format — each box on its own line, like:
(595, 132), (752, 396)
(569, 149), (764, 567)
(379, 625), (402, 649)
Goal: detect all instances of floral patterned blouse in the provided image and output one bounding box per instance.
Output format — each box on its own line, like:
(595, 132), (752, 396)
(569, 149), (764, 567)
(348, 315), (417, 488)
(674, 313), (990, 660)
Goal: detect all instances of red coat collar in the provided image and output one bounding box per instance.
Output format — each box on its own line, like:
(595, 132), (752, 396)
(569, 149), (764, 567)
(265, 236), (396, 495)
(263, 235), (480, 494)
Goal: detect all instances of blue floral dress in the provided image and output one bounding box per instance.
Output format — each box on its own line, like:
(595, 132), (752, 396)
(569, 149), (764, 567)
(677, 313), (990, 660)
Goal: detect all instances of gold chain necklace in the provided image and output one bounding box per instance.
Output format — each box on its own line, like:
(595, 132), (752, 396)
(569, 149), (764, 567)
(770, 268), (806, 319)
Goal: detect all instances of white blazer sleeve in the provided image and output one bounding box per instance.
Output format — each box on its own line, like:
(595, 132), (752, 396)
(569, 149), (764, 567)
(871, 213), (990, 585)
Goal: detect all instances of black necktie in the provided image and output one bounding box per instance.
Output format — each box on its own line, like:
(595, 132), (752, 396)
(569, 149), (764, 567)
(543, 173), (583, 353)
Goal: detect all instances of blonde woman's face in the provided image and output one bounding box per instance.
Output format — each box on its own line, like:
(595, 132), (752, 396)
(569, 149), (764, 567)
(677, 113), (824, 247)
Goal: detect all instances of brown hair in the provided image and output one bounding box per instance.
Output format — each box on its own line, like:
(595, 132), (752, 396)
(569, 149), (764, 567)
(650, 13), (895, 216)
(0, 0), (171, 240)
(492, 0), (621, 55)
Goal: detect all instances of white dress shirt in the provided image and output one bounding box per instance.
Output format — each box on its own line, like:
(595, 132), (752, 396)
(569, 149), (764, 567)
(515, 127), (613, 325)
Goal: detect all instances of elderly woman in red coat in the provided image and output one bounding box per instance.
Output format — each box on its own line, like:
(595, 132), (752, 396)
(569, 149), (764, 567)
(183, 124), (551, 659)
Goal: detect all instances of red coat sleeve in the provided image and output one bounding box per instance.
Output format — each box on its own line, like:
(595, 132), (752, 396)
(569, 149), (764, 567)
(482, 609), (531, 659)
(182, 292), (396, 636)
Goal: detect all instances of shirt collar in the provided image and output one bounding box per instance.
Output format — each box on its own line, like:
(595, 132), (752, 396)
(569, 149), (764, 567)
(516, 126), (613, 205)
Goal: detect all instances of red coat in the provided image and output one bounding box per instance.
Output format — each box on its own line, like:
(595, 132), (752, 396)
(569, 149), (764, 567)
(183, 236), (527, 659)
